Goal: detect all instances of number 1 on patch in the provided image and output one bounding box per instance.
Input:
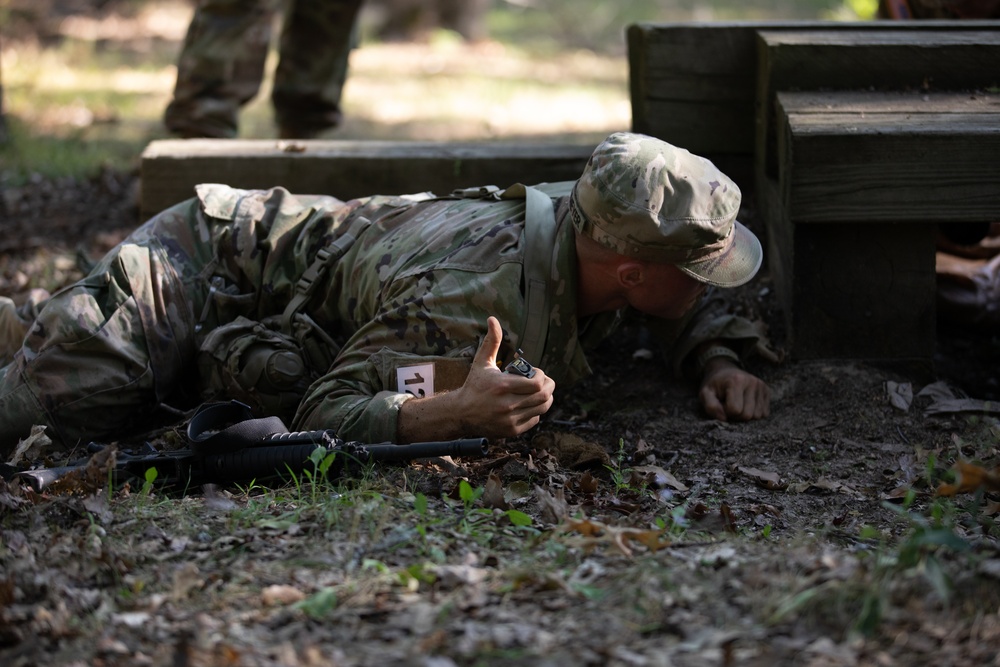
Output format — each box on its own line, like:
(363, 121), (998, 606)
(396, 363), (435, 398)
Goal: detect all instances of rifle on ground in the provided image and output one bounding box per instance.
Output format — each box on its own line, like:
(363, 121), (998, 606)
(13, 401), (489, 492)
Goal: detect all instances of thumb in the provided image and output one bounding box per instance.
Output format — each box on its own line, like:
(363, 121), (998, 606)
(473, 316), (504, 370)
(700, 385), (728, 421)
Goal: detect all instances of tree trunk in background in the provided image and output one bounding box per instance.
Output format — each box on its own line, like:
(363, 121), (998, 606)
(0, 44), (7, 144)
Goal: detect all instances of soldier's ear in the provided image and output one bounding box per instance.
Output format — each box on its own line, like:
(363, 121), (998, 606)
(616, 261), (645, 289)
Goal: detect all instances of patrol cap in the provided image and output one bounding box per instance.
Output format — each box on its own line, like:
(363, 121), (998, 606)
(569, 132), (763, 288)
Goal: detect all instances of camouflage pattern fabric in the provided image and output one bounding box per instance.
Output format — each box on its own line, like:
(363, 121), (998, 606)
(164, 0), (363, 139)
(0, 183), (763, 455)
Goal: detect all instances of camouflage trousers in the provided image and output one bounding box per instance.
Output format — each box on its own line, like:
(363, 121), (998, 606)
(0, 208), (202, 455)
(0, 188), (347, 455)
(164, 0), (364, 139)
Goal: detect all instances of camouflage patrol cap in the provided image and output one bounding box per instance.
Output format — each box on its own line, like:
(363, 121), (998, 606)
(570, 132), (763, 287)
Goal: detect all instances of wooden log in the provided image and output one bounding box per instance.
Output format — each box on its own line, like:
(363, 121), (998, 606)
(756, 29), (1000, 179)
(777, 90), (1000, 224)
(626, 20), (1000, 159)
(140, 139), (595, 222)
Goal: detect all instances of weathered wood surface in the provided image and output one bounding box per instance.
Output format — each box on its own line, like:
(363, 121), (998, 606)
(785, 221), (938, 361)
(756, 29), (1000, 177)
(140, 139), (595, 221)
(626, 20), (1000, 158)
(777, 91), (1000, 224)
(761, 90), (1000, 361)
(759, 157), (940, 361)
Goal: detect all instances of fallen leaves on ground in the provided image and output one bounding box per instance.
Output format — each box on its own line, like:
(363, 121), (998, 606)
(936, 460), (1000, 496)
(558, 516), (670, 558)
(734, 465), (787, 491)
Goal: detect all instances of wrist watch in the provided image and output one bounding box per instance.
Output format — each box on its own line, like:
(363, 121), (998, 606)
(696, 345), (741, 374)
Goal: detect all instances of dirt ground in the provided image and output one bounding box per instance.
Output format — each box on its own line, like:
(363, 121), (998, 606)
(2, 166), (1000, 666)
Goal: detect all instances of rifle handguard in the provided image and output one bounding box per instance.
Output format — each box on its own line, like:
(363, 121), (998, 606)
(200, 438), (489, 482)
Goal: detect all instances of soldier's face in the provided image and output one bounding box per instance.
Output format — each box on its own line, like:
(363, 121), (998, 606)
(626, 263), (708, 320)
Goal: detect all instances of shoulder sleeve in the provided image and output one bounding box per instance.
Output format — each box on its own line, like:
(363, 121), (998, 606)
(194, 183), (248, 220)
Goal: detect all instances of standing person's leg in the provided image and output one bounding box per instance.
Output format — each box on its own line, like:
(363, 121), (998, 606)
(272, 0), (364, 139)
(164, 0), (279, 138)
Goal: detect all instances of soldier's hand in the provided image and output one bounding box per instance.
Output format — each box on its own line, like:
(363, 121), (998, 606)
(698, 360), (770, 422)
(458, 316), (555, 437)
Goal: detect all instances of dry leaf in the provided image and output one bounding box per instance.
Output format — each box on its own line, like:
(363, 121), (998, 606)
(172, 562), (204, 601)
(82, 492), (112, 524)
(788, 478), (861, 497)
(534, 485), (570, 524)
(687, 502), (739, 534)
(936, 461), (1000, 496)
(482, 472), (509, 510)
(203, 484), (239, 511)
(885, 381), (913, 411)
(262, 585), (306, 606)
(430, 562), (489, 588)
(577, 471), (599, 494)
(919, 382), (1000, 416)
(561, 517), (670, 557)
(632, 464), (688, 491)
(735, 465), (787, 491)
(531, 432), (611, 469)
(47, 446), (117, 496)
(7, 424), (53, 466)
(504, 479), (532, 504)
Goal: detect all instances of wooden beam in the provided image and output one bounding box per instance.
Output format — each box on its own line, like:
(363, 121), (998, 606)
(777, 90), (1000, 224)
(626, 20), (1000, 158)
(756, 29), (1000, 179)
(764, 90), (1000, 361)
(140, 139), (595, 222)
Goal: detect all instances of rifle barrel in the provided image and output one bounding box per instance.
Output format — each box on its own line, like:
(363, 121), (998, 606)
(364, 438), (489, 461)
(201, 438), (489, 481)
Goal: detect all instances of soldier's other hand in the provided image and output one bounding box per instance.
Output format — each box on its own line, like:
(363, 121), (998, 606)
(698, 361), (770, 422)
(460, 316), (555, 437)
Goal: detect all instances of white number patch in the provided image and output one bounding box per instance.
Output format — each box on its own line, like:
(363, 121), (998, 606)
(396, 363), (435, 398)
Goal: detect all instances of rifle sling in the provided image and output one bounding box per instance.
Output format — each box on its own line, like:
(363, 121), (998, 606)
(281, 214), (373, 336)
(518, 185), (558, 365)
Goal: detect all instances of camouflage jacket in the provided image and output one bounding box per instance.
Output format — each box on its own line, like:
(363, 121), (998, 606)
(175, 183), (763, 443)
(172, 183), (599, 443)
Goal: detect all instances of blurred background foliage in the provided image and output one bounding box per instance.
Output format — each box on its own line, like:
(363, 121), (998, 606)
(0, 0), (875, 183)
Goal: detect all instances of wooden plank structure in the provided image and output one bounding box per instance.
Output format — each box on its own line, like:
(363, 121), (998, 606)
(755, 31), (1000, 361)
(628, 19), (1000, 362)
(140, 140), (595, 222)
(769, 91), (1000, 360)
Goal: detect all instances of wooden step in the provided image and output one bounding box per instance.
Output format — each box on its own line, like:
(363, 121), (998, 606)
(756, 29), (1000, 179)
(777, 90), (1000, 224)
(626, 20), (1000, 160)
(140, 139), (595, 222)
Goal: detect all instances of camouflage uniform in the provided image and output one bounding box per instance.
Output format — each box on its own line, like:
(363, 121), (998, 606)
(164, 0), (363, 139)
(0, 134), (767, 455)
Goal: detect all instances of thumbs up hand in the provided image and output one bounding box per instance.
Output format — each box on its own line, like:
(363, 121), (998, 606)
(397, 316), (555, 442)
